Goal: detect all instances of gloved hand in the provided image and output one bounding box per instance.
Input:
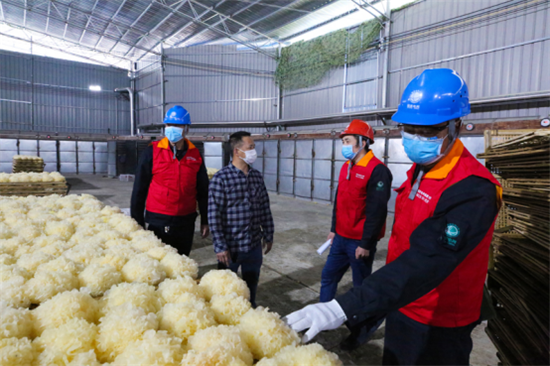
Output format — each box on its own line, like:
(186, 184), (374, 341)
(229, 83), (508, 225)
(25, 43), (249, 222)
(283, 299), (347, 343)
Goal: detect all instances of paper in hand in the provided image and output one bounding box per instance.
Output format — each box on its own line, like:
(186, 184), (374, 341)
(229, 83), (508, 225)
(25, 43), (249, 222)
(317, 239), (332, 255)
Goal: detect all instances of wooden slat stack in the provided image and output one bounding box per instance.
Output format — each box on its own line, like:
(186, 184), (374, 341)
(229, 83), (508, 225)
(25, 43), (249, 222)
(12, 155), (45, 173)
(0, 172), (68, 197)
(0, 181), (69, 197)
(478, 129), (549, 365)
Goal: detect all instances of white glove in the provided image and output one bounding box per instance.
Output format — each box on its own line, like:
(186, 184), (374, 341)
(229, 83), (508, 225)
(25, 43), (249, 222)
(283, 300), (347, 343)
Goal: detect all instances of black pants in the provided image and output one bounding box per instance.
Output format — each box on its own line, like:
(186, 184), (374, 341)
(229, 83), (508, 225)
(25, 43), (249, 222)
(217, 244), (263, 308)
(383, 310), (480, 366)
(148, 220), (196, 256)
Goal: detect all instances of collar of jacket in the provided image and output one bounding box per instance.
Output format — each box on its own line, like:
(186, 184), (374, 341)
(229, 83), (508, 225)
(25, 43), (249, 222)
(156, 137), (196, 150)
(346, 150), (374, 168)
(424, 139), (464, 180)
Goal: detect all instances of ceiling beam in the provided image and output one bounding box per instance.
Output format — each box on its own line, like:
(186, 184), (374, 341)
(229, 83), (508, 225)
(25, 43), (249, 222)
(351, 0), (385, 24)
(2, 0), (161, 57)
(187, 0), (280, 45)
(230, 0), (355, 45)
(236, 0), (311, 13)
(50, 2), (65, 21)
(45, 1), (50, 33)
(47, 0), (166, 48)
(107, 0), (156, 55)
(94, 0), (128, 49)
(162, 0), (228, 48)
(153, 0), (277, 58)
(280, 8), (360, 42)
(229, 0), (307, 39)
(78, 0), (101, 44)
(123, 0), (189, 59)
(174, 0), (263, 48)
(30, 0), (49, 11)
(23, 0), (27, 27)
(355, 0), (388, 19)
(0, 18), (131, 65)
(62, 8), (70, 39)
(0, 28), (124, 67)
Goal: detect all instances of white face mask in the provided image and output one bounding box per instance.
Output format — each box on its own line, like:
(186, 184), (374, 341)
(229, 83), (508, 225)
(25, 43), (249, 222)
(238, 148), (257, 165)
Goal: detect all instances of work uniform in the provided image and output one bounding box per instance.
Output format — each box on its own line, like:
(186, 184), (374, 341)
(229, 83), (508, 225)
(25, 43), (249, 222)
(321, 150), (392, 302)
(336, 140), (501, 365)
(131, 137), (209, 256)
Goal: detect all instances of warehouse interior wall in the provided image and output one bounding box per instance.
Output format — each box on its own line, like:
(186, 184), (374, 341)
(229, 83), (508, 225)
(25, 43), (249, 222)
(136, 54), (163, 132)
(135, 45), (277, 134)
(0, 49), (131, 135)
(135, 0), (549, 131)
(284, 0), (549, 129)
(387, 0), (549, 119)
(281, 50), (379, 122)
(0, 50), (130, 174)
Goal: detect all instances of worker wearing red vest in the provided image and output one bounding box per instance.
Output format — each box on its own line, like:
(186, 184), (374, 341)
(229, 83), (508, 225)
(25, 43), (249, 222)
(321, 119), (392, 349)
(285, 69), (502, 365)
(131, 106), (210, 256)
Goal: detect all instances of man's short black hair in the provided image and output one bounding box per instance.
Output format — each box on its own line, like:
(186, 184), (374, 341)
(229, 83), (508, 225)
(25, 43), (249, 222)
(230, 131), (251, 150)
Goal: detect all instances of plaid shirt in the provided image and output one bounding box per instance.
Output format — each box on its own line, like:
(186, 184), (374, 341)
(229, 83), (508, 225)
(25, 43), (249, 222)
(208, 164), (274, 254)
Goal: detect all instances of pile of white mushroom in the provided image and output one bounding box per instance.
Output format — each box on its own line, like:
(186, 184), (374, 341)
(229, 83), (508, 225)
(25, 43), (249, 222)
(0, 194), (341, 366)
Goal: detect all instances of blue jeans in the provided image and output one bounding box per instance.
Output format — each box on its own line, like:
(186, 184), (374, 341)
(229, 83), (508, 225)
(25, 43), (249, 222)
(320, 234), (376, 302)
(217, 244), (263, 307)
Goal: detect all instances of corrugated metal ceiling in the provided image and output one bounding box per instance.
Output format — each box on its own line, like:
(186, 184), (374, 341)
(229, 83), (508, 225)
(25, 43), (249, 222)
(0, 0), (352, 68)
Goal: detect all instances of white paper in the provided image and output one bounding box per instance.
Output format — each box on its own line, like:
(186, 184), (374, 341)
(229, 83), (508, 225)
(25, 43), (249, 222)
(317, 239), (332, 255)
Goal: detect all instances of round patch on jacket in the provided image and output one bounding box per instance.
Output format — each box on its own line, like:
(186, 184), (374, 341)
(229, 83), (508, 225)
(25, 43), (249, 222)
(376, 181), (385, 191)
(445, 223), (460, 238)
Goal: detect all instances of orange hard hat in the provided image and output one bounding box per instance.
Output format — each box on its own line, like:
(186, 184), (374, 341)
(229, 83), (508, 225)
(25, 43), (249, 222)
(340, 119), (374, 142)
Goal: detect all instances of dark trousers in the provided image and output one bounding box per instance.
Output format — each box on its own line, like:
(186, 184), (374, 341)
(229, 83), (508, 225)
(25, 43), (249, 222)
(148, 219), (196, 256)
(383, 310), (479, 366)
(217, 244), (263, 307)
(320, 234), (376, 302)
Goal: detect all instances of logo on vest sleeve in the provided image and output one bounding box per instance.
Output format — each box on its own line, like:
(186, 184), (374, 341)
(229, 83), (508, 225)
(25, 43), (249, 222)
(186, 156), (197, 161)
(444, 224), (460, 246)
(355, 173), (365, 179)
(445, 224), (460, 237)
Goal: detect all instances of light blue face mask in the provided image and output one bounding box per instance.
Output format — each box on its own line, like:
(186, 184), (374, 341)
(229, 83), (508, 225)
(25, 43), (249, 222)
(165, 126), (185, 144)
(401, 130), (447, 165)
(341, 145), (356, 160)
(341, 136), (363, 160)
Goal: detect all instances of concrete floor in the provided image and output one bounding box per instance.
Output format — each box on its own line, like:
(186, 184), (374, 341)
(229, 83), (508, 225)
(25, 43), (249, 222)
(67, 174), (498, 366)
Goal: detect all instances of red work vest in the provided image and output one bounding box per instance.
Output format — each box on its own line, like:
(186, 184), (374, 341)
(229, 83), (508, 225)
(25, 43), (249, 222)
(336, 151), (386, 241)
(387, 140), (502, 327)
(146, 137), (202, 217)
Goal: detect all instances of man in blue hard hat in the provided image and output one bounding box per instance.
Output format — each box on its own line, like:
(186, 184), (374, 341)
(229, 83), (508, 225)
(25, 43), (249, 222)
(131, 105), (210, 256)
(284, 69), (502, 365)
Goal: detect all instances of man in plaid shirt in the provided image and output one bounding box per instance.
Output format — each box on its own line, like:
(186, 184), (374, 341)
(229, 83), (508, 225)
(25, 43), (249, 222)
(208, 131), (274, 307)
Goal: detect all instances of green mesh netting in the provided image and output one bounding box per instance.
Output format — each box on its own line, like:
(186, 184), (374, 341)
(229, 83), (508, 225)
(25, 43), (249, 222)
(275, 19), (381, 91)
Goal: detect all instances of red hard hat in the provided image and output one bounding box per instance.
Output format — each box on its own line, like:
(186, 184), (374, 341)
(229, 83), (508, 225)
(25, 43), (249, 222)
(340, 119), (374, 142)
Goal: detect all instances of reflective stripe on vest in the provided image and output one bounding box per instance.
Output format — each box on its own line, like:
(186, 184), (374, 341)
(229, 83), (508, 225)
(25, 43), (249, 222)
(146, 137), (202, 217)
(387, 140), (501, 327)
(336, 151), (386, 241)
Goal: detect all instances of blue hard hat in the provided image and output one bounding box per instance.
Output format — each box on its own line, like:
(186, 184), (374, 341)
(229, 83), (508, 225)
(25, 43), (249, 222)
(163, 105), (191, 125)
(392, 68), (470, 126)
